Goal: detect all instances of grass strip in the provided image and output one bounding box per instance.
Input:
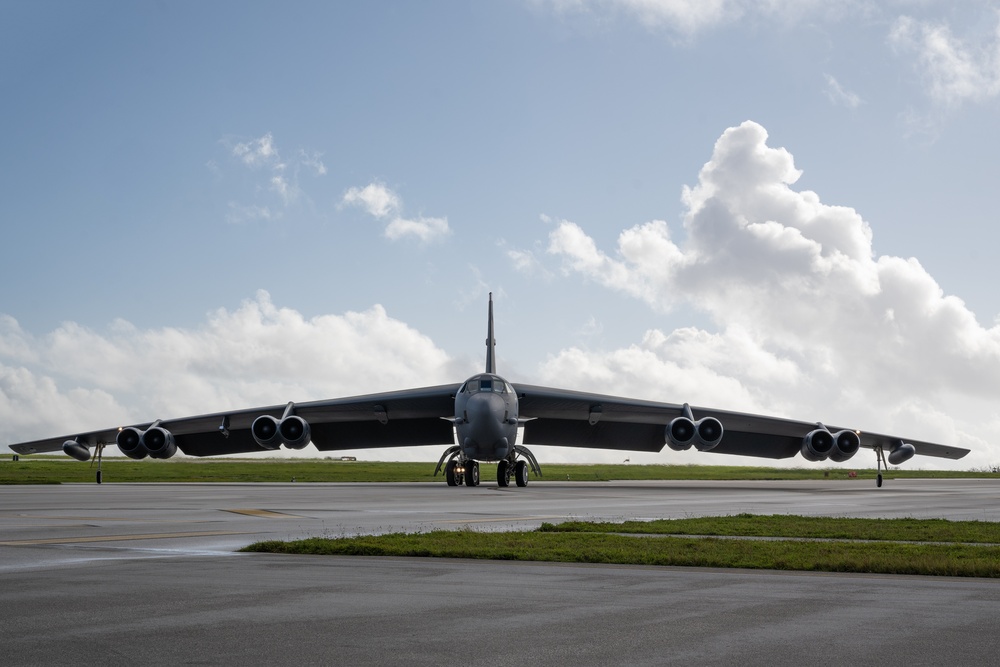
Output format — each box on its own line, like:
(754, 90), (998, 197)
(3, 458), (997, 484)
(538, 514), (1000, 544)
(242, 528), (1000, 578)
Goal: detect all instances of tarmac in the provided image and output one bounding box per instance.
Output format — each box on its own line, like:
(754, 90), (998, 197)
(3, 478), (1000, 665)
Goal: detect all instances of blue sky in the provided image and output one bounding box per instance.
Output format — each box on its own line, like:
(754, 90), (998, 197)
(3, 1), (1000, 467)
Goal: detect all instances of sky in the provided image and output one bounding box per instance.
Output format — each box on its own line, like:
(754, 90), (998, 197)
(2, 0), (1000, 469)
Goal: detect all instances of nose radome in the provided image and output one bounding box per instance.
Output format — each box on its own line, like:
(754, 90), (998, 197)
(467, 391), (504, 417)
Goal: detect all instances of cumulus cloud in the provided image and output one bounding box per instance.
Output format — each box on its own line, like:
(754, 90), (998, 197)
(544, 120), (1000, 466)
(342, 182), (451, 242)
(890, 14), (1000, 108)
(342, 182), (401, 219)
(0, 292), (460, 452)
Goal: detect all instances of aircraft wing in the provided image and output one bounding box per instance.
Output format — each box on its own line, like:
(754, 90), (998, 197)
(512, 384), (969, 460)
(9, 384), (459, 458)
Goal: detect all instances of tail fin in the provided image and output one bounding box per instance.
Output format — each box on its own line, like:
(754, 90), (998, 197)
(485, 292), (496, 374)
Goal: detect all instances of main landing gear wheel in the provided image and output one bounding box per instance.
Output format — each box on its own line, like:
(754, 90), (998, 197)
(877, 473), (883, 488)
(464, 460), (480, 487)
(446, 460), (460, 486)
(515, 459), (529, 487)
(497, 459), (511, 487)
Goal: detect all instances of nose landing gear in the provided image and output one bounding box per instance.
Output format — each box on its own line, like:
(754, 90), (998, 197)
(435, 445), (542, 488)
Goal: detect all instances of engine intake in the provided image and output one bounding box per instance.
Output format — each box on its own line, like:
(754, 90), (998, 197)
(829, 430), (861, 462)
(802, 428), (861, 463)
(116, 425), (179, 460)
(279, 415), (311, 450)
(141, 426), (177, 460)
(117, 427), (148, 460)
(666, 415), (724, 452)
(252, 414), (311, 450)
(801, 428), (834, 461)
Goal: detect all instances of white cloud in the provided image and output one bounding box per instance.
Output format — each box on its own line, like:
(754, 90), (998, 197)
(384, 216), (450, 242)
(540, 0), (869, 36)
(890, 14), (1000, 108)
(342, 182), (451, 242)
(0, 291), (459, 449)
(232, 132), (278, 167)
(342, 182), (401, 219)
(544, 120), (1000, 467)
(824, 73), (862, 108)
(223, 133), (326, 222)
(299, 149), (328, 176)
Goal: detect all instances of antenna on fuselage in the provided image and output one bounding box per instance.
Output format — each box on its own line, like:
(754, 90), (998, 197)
(485, 292), (496, 374)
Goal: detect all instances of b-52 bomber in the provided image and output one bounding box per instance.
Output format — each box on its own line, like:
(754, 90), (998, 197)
(10, 294), (969, 487)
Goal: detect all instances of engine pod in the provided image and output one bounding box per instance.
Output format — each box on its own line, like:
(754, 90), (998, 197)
(117, 427), (148, 460)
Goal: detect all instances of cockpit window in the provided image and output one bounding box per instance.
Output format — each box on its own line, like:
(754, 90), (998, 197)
(464, 376), (510, 393)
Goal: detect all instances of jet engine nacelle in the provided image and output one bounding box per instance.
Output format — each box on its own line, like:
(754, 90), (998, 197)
(116, 425), (178, 459)
(252, 414), (311, 450)
(829, 430), (861, 463)
(251, 415), (282, 449)
(117, 427), (148, 460)
(278, 415), (311, 450)
(888, 442), (916, 465)
(62, 440), (91, 462)
(141, 426), (177, 460)
(666, 416), (724, 452)
(802, 428), (861, 462)
(801, 428), (834, 462)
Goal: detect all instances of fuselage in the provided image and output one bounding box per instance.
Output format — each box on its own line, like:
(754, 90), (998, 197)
(454, 373), (519, 461)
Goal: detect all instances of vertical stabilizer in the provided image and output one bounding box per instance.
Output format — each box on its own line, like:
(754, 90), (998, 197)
(485, 292), (496, 374)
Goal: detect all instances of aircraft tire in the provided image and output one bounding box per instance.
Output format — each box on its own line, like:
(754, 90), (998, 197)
(515, 460), (529, 487)
(445, 460), (459, 486)
(497, 460), (510, 487)
(877, 473), (883, 488)
(96, 470), (102, 485)
(465, 461), (480, 487)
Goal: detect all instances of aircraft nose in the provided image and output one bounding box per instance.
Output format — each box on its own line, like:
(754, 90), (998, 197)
(462, 392), (507, 458)
(467, 391), (504, 420)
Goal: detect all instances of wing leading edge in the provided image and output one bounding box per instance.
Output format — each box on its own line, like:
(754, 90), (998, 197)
(512, 384), (969, 461)
(10, 385), (458, 458)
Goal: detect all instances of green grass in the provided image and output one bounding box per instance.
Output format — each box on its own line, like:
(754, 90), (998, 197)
(243, 515), (1000, 577)
(538, 513), (1000, 543)
(2, 457), (995, 484)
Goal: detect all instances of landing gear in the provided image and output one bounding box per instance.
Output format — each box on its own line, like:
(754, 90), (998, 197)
(91, 444), (105, 485)
(874, 444), (888, 488)
(497, 459), (511, 487)
(515, 459), (529, 487)
(434, 445), (542, 489)
(445, 459), (461, 486)
(464, 460), (480, 487)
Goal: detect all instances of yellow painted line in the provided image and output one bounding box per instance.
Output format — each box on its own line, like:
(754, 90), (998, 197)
(438, 515), (568, 524)
(0, 530), (252, 546)
(223, 509), (302, 518)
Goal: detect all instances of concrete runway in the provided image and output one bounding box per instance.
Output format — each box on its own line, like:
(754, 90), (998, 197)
(3, 479), (1000, 665)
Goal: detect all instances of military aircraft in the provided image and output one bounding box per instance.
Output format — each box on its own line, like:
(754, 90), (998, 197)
(9, 294), (969, 487)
